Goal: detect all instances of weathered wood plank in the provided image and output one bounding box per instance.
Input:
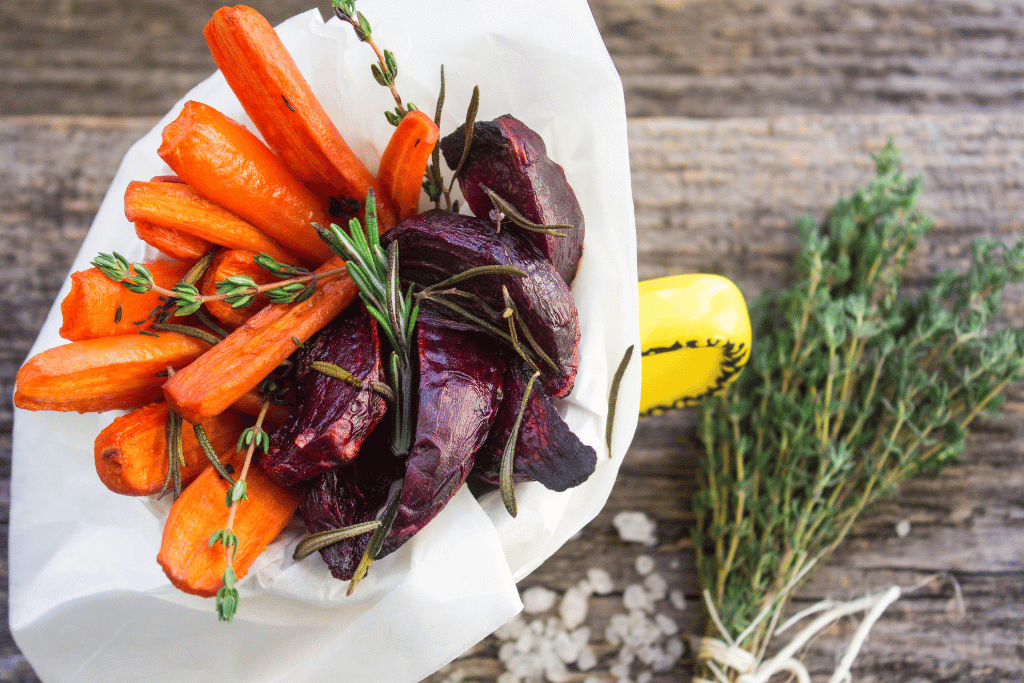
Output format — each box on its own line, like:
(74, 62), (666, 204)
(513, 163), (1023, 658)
(3, 114), (1023, 682)
(4, 1), (1024, 118)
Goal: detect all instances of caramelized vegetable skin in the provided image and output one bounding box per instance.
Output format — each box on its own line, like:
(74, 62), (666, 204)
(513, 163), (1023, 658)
(158, 100), (333, 266)
(388, 210), (579, 397)
(380, 323), (505, 556)
(15, 332), (211, 413)
(262, 305), (388, 486)
(299, 429), (404, 581)
(440, 114), (585, 285)
(472, 359), (596, 491)
(95, 403), (252, 496)
(158, 461), (299, 597)
(59, 260), (192, 341)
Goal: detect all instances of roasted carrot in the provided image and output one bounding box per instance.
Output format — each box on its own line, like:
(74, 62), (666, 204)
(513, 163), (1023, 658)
(231, 389), (291, 427)
(157, 461), (299, 597)
(135, 219), (214, 263)
(158, 100), (334, 265)
(15, 332), (212, 413)
(95, 402), (252, 496)
(203, 5), (398, 232)
(59, 260), (193, 341)
(378, 110), (439, 222)
(198, 249), (277, 328)
(163, 256), (356, 423)
(125, 180), (305, 267)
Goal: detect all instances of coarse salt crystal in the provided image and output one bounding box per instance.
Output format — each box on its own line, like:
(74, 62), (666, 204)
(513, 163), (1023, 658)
(587, 567), (615, 595)
(623, 584), (654, 612)
(560, 586), (589, 630)
(655, 613), (678, 636)
(634, 555), (655, 575)
(612, 511), (657, 546)
(669, 589), (686, 611)
(577, 645), (598, 671)
(521, 586), (558, 614)
(896, 519), (911, 537)
(643, 573), (667, 601)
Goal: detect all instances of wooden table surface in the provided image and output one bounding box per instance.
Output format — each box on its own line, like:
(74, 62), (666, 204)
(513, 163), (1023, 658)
(2, 1), (1023, 681)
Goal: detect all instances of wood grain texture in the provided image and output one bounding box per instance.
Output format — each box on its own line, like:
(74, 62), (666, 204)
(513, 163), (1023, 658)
(3, 114), (1023, 682)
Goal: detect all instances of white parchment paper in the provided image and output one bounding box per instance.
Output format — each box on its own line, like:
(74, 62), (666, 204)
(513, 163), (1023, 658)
(9, 1), (640, 681)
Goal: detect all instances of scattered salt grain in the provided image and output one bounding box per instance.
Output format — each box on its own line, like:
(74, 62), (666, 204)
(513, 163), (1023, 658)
(896, 519), (911, 538)
(655, 613), (678, 636)
(587, 567), (615, 595)
(522, 586), (558, 614)
(577, 645), (598, 671)
(634, 555), (655, 576)
(669, 589), (686, 611)
(612, 511), (658, 546)
(560, 586), (590, 629)
(642, 573), (667, 601)
(623, 584), (654, 612)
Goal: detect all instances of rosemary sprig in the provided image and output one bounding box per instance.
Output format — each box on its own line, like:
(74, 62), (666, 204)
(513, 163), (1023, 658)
(315, 189), (418, 456)
(691, 142), (1024, 677)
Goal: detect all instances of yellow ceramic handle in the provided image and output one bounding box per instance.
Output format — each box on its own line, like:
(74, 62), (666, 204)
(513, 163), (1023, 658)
(638, 274), (752, 416)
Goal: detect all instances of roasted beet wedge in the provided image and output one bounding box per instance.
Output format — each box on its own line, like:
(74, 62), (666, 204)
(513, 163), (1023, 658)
(260, 305), (387, 486)
(379, 322), (505, 556)
(387, 209), (579, 397)
(298, 428), (403, 581)
(473, 359), (596, 492)
(440, 114), (585, 285)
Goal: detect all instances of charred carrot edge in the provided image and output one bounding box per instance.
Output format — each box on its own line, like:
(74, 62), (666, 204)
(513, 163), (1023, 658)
(163, 256), (357, 423)
(14, 332), (212, 413)
(125, 180), (305, 267)
(157, 452), (299, 597)
(95, 402), (252, 496)
(204, 5), (398, 232)
(199, 249), (278, 329)
(60, 260), (194, 341)
(135, 220), (213, 263)
(378, 110), (440, 222)
(158, 100), (334, 265)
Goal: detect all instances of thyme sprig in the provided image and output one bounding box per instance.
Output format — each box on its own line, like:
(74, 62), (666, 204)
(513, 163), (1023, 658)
(209, 400), (272, 623)
(332, 0), (418, 124)
(91, 251), (342, 315)
(315, 189), (418, 456)
(691, 142), (1024, 678)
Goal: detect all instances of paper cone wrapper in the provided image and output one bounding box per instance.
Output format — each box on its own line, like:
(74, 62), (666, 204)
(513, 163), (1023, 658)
(10, 2), (641, 681)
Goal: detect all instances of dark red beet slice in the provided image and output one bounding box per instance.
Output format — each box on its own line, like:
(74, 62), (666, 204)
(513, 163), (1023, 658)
(298, 428), (403, 581)
(379, 322), (505, 556)
(439, 114), (585, 285)
(260, 305), (388, 486)
(387, 209), (579, 397)
(473, 359), (597, 492)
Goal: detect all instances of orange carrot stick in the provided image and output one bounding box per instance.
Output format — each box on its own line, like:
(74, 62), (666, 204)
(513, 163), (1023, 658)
(378, 110), (439, 222)
(59, 260), (193, 341)
(95, 402), (252, 496)
(203, 5), (397, 232)
(125, 180), (305, 267)
(135, 219), (214, 263)
(157, 461), (299, 597)
(231, 389), (291, 427)
(14, 332), (212, 413)
(158, 100), (334, 265)
(199, 249), (278, 328)
(163, 256), (357, 423)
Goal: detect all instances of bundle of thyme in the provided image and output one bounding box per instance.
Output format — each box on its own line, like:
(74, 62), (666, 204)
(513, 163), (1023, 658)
(692, 142), (1024, 679)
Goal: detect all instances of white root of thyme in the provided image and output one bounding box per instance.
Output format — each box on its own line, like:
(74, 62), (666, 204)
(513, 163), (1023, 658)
(691, 585), (902, 683)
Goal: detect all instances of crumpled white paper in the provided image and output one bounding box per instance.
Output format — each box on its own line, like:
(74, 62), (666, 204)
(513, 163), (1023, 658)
(9, 1), (640, 681)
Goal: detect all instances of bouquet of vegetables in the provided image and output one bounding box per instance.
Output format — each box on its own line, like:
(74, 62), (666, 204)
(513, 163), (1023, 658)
(9, 2), (641, 682)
